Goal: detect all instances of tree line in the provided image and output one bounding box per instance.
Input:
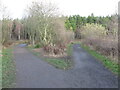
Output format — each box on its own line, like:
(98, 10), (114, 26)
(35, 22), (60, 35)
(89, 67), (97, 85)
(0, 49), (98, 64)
(65, 14), (118, 39)
(1, 1), (74, 55)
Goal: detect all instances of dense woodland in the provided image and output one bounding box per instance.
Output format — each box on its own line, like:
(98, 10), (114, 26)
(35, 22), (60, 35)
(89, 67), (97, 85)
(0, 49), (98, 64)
(0, 1), (118, 62)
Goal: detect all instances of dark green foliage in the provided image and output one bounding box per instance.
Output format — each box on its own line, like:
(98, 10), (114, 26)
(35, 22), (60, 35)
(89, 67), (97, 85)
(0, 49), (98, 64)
(34, 44), (42, 48)
(65, 14), (116, 32)
(65, 14), (118, 40)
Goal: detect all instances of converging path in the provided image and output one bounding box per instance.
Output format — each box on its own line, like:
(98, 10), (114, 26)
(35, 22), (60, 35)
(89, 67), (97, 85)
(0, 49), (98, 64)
(14, 44), (118, 88)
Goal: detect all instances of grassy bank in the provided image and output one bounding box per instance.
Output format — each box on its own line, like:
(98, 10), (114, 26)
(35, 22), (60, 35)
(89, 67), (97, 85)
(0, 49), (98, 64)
(45, 58), (72, 70)
(71, 41), (119, 75)
(2, 48), (16, 88)
(27, 45), (73, 70)
(66, 43), (73, 56)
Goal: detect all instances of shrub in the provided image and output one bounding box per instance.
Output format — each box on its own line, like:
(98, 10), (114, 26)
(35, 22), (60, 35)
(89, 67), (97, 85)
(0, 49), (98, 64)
(82, 36), (118, 62)
(80, 23), (118, 62)
(53, 18), (74, 44)
(80, 23), (107, 39)
(34, 44), (41, 48)
(43, 44), (66, 55)
(43, 18), (74, 55)
(3, 40), (14, 47)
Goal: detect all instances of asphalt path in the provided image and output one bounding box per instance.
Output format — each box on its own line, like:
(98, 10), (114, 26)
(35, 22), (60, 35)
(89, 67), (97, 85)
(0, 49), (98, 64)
(14, 44), (118, 88)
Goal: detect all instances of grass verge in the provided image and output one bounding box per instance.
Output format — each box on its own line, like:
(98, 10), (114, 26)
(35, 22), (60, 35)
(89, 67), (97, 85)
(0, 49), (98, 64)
(45, 58), (71, 70)
(2, 48), (16, 88)
(66, 43), (73, 56)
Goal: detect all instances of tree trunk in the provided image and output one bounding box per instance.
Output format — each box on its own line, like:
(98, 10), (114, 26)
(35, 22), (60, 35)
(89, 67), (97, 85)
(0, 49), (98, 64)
(32, 37), (35, 46)
(43, 24), (48, 45)
(18, 30), (21, 40)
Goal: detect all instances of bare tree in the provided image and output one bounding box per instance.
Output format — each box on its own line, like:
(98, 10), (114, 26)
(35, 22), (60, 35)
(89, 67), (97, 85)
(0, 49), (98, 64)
(24, 1), (59, 46)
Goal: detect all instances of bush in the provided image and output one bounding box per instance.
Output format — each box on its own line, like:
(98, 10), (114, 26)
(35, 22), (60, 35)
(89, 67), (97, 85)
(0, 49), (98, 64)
(80, 23), (118, 62)
(3, 40), (14, 47)
(80, 23), (107, 39)
(53, 18), (74, 44)
(43, 44), (66, 55)
(43, 18), (74, 55)
(82, 36), (118, 62)
(34, 44), (41, 48)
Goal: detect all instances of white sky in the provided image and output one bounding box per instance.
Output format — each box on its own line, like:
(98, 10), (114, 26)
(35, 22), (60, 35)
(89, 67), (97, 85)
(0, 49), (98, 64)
(1, 0), (119, 19)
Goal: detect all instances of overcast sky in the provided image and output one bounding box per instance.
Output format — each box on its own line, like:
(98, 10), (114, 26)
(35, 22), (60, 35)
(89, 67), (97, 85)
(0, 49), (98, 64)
(1, 0), (119, 19)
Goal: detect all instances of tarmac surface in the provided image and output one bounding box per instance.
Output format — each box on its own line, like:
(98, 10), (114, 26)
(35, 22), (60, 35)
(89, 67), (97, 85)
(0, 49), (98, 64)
(14, 44), (118, 88)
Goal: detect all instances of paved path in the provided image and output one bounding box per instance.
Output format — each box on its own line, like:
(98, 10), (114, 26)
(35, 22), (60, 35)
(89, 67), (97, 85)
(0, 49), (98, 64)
(14, 44), (118, 88)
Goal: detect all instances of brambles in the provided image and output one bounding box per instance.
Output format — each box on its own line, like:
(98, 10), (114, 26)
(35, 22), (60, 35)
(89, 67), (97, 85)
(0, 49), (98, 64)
(43, 44), (66, 56)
